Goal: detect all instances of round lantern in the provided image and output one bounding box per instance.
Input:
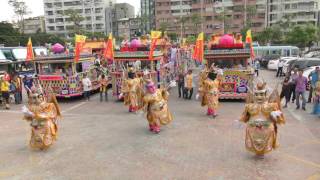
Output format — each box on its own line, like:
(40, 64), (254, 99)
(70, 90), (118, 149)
(218, 34), (235, 49)
(51, 43), (65, 54)
(130, 39), (141, 49)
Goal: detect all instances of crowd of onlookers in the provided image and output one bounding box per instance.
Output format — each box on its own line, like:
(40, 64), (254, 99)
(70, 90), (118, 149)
(0, 71), (34, 109)
(279, 65), (320, 117)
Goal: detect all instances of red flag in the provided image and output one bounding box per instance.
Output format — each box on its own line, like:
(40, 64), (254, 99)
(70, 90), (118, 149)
(103, 33), (114, 60)
(149, 31), (162, 60)
(26, 37), (34, 61)
(192, 33), (204, 62)
(74, 35), (86, 62)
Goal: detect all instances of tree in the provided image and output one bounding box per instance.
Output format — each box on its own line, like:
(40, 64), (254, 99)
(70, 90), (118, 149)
(159, 22), (169, 33)
(286, 24), (318, 49)
(245, 5), (257, 28)
(179, 16), (189, 38)
(254, 26), (282, 45)
(137, 14), (149, 34)
(8, 0), (31, 34)
(191, 13), (203, 35)
(64, 9), (85, 35)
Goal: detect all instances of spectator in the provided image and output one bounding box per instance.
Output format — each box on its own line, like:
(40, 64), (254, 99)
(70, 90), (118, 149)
(276, 60), (284, 77)
(12, 75), (22, 104)
(308, 67), (320, 103)
(0, 77), (10, 109)
(289, 68), (299, 103)
(82, 74), (92, 101)
(177, 69), (185, 98)
(99, 74), (108, 102)
(295, 70), (308, 110)
(23, 75), (33, 97)
(185, 69), (194, 100)
(312, 81), (320, 116)
(254, 60), (260, 77)
(280, 77), (291, 108)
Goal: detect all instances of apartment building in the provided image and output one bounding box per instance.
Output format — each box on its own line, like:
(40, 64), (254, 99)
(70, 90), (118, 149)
(117, 18), (142, 39)
(112, 3), (135, 37)
(141, 0), (156, 33)
(43, 0), (115, 38)
(155, 0), (268, 37)
(22, 16), (46, 34)
(268, 0), (320, 27)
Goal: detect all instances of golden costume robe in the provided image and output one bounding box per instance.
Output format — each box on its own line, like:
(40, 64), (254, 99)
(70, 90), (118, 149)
(122, 78), (144, 108)
(203, 79), (220, 109)
(199, 69), (209, 106)
(143, 89), (173, 126)
(240, 102), (285, 155)
(24, 102), (59, 149)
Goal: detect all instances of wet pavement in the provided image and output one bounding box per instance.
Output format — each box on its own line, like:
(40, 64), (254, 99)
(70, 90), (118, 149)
(0, 70), (319, 180)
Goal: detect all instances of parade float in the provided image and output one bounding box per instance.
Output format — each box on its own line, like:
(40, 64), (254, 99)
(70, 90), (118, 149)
(205, 34), (254, 100)
(34, 52), (106, 98)
(111, 39), (164, 100)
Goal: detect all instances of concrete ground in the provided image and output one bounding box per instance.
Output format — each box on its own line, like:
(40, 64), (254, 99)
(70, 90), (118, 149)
(0, 70), (319, 180)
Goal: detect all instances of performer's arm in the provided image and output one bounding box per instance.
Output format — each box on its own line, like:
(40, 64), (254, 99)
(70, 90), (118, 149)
(240, 105), (250, 123)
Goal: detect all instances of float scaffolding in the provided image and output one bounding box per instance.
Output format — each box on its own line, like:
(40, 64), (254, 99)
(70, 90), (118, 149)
(34, 55), (106, 98)
(204, 34), (254, 100)
(111, 51), (163, 100)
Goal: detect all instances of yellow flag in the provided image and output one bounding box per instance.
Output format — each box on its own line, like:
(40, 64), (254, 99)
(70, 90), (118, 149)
(246, 29), (252, 44)
(197, 32), (204, 41)
(75, 34), (86, 43)
(151, 31), (162, 39)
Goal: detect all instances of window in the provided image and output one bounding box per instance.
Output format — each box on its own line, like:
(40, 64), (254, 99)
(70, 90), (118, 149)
(96, 16), (103, 21)
(48, 19), (54, 23)
(47, 11), (53, 15)
(45, 3), (53, 8)
(85, 9), (91, 14)
(48, 26), (55, 31)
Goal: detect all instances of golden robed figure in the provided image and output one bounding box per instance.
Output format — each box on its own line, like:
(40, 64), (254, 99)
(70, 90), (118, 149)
(23, 90), (61, 150)
(142, 80), (173, 134)
(240, 80), (285, 156)
(121, 67), (144, 112)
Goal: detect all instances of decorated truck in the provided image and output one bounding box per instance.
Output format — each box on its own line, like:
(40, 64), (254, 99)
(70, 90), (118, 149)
(34, 55), (107, 98)
(205, 34), (254, 100)
(111, 51), (164, 100)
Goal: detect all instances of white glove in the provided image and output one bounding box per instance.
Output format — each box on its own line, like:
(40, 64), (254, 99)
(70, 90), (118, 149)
(271, 111), (282, 119)
(22, 105), (34, 117)
(196, 93), (200, 100)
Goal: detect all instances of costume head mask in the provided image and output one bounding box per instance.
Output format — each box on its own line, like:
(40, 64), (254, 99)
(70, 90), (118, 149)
(208, 71), (217, 81)
(127, 66), (136, 79)
(254, 81), (267, 104)
(29, 93), (44, 105)
(146, 80), (156, 94)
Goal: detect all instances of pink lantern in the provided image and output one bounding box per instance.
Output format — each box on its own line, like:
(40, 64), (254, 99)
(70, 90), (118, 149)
(130, 39), (141, 49)
(51, 43), (65, 53)
(218, 34), (235, 49)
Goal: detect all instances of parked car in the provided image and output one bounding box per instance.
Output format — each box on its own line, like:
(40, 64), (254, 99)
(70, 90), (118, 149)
(290, 58), (320, 70)
(267, 59), (279, 70)
(282, 57), (298, 74)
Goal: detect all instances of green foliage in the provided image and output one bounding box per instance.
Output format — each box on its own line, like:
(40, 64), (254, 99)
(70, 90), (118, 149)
(0, 22), (66, 46)
(254, 23), (319, 48)
(159, 22), (169, 33)
(286, 24), (318, 48)
(168, 33), (178, 41)
(186, 35), (196, 44)
(8, 0), (30, 34)
(64, 9), (85, 35)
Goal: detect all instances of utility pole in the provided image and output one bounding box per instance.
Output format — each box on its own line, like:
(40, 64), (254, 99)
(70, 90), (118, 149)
(180, 0), (183, 42)
(200, 0), (204, 33)
(244, 0), (247, 27)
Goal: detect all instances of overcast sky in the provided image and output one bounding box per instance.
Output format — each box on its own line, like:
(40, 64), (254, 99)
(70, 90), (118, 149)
(0, 0), (140, 22)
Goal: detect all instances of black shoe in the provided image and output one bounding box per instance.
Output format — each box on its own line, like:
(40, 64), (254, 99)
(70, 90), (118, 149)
(302, 107), (306, 111)
(296, 106), (300, 110)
